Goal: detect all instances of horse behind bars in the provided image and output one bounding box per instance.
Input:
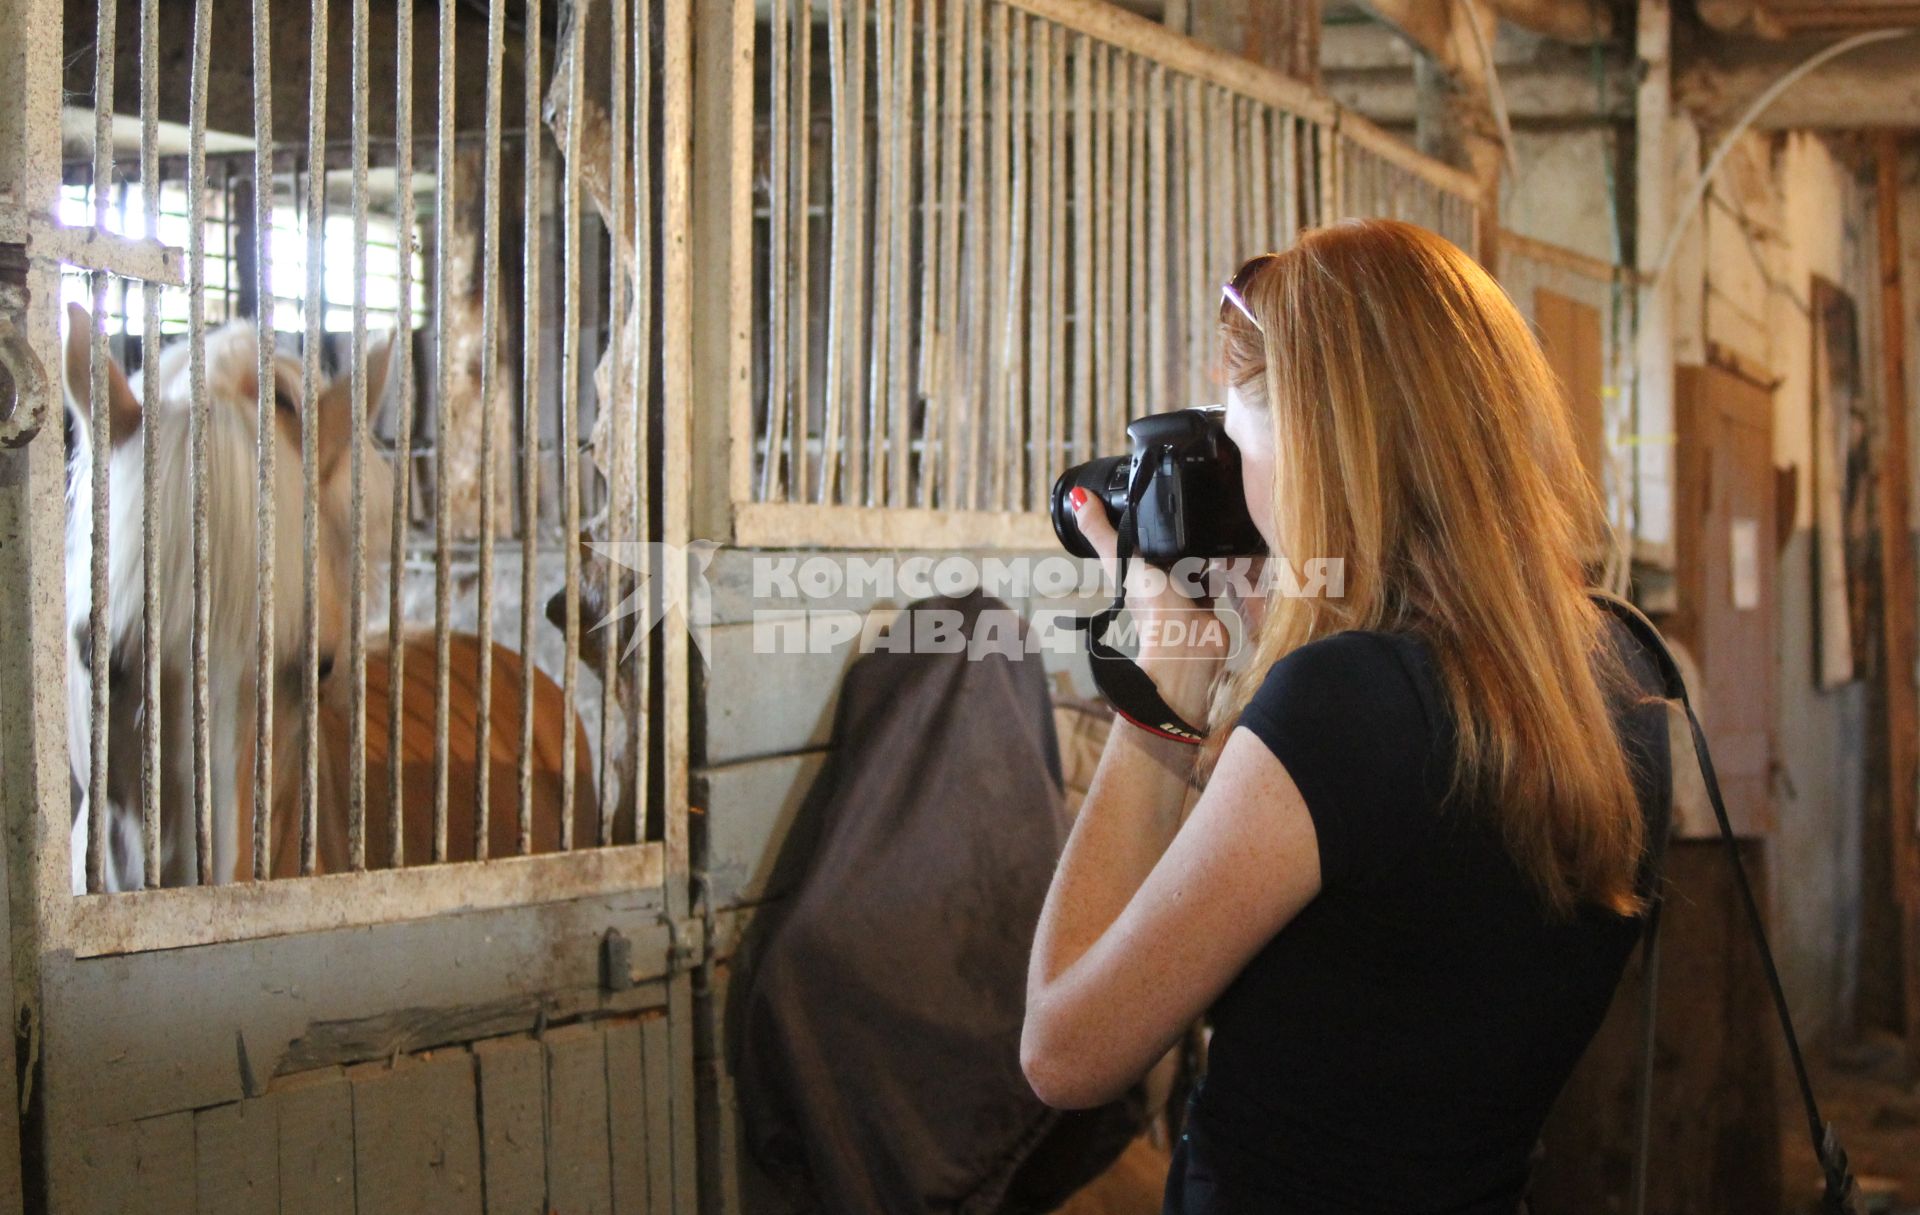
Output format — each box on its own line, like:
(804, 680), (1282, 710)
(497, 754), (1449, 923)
(62, 308), (596, 892)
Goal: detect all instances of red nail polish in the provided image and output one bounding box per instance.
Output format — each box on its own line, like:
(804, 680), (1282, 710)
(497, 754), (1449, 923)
(1070, 487), (1089, 509)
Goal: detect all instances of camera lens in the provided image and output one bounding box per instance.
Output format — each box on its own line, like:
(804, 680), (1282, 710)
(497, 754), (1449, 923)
(1050, 455), (1128, 559)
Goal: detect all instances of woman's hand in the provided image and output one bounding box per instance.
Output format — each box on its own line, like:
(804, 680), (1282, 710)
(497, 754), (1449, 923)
(1068, 489), (1227, 721)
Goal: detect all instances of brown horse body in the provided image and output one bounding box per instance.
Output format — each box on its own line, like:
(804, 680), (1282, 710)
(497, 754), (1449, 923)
(259, 632), (601, 878)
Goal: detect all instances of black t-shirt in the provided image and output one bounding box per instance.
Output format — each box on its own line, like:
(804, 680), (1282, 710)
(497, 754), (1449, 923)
(1162, 616), (1671, 1215)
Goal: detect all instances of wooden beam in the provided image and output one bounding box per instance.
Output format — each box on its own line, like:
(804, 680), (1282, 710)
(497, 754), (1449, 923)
(1676, 34), (1920, 131)
(1186, 0), (1324, 86)
(1357, 0), (1505, 255)
(1485, 0), (1614, 44)
(1872, 131), (1920, 1059)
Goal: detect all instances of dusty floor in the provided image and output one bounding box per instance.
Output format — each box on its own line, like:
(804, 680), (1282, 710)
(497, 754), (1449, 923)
(1782, 1038), (1920, 1215)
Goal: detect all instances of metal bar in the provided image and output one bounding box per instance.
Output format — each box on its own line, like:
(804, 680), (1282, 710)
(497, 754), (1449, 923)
(962, 0), (985, 507)
(1208, 89), (1224, 320)
(1128, 55), (1146, 430)
(1248, 100), (1269, 249)
(984, 2), (1010, 511)
(300, 0), (331, 877)
(431, 0), (457, 863)
(1281, 112), (1297, 239)
(936, 0), (963, 509)
(630, 0), (654, 844)
(558, 0), (586, 847)
(887, 0), (912, 509)
(84, 0), (117, 893)
(762, 0), (790, 502)
(476, 0), (506, 856)
(819, 0), (848, 506)
(188, 0), (215, 884)
(1026, 18), (1051, 513)
(598, 0), (627, 844)
(1004, 10), (1028, 512)
(1146, 61), (1167, 410)
(1069, 32), (1090, 468)
(140, 0), (163, 886)
(1107, 46), (1127, 456)
(1088, 42), (1107, 465)
(1046, 25), (1065, 482)
(863, 0), (892, 507)
(389, 0), (418, 866)
(517, 0), (542, 854)
(250, 0), (278, 881)
(790, 0), (813, 505)
(1181, 77), (1203, 404)
(348, 0), (374, 872)
(913, 0), (941, 509)
(842, 0), (868, 508)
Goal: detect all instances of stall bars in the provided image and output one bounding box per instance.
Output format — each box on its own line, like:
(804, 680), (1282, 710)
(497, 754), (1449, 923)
(730, 0), (1484, 550)
(13, 0), (693, 957)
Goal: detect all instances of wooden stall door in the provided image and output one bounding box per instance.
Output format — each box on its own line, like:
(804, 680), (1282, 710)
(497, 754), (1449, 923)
(1536, 287), (1607, 499)
(1668, 360), (1779, 837)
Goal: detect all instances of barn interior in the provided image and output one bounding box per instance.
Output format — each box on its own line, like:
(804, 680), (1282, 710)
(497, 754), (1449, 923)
(0, 0), (1917, 1211)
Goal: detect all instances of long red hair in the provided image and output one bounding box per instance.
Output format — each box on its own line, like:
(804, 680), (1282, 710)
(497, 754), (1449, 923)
(1206, 219), (1645, 918)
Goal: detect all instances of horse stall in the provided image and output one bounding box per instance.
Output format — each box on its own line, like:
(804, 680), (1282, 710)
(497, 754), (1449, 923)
(0, 1), (1482, 1212)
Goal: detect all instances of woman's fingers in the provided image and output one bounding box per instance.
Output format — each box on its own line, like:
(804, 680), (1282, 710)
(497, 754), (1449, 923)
(1069, 487), (1120, 577)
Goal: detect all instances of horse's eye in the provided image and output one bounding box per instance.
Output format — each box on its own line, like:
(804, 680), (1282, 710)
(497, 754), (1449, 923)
(274, 388), (296, 414)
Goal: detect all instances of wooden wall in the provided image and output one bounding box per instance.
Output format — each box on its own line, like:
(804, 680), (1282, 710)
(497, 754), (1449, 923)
(78, 1015), (679, 1215)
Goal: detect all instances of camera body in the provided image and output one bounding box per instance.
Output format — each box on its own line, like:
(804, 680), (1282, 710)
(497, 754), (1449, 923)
(1050, 406), (1267, 565)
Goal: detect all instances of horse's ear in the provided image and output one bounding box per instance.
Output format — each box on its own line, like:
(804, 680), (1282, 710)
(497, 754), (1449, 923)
(64, 303), (141, 446)
(314, 329), (401, 479)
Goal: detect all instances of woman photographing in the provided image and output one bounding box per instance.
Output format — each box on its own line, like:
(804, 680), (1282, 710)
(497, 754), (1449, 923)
(1021, 218), (1670, 1215)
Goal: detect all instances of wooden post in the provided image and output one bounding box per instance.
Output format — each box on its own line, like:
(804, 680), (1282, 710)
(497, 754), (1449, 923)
(1633, 0), (1675, 570)
(1185, 0), (1322, 87)
(1873, 131), (1920, 1059)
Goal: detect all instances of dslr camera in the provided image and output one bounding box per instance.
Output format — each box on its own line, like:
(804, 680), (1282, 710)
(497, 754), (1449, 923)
(1050, 406), (1266, 565)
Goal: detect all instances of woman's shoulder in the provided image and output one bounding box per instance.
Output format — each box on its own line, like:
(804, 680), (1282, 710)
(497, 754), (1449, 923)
(1235, 629), (1450, 888)
(1243, 628), (1440, 743)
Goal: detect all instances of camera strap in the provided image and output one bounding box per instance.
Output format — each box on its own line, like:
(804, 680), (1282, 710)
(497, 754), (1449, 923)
(1587, 590), (1861, 1215)
(1068, 456), (1210, 744)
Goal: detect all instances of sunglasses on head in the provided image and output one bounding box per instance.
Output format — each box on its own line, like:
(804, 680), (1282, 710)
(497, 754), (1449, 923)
(1219, 254), (1277, 333)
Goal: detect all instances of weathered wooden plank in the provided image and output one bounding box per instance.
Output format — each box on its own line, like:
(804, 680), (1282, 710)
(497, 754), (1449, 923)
(475, 1035), (547, 1215)
(545, 1025), (614, 1215)
(695, 752), (830, 909)
(77, 1119), (136, 1215)
(195, 1097), (280, 1215)
(121, 1113), (198, 1215)
(604, 1020), (650, 1215)
(274, 1070), (355, 1215)
(50, 888), (666, 1131)
(639, 1013), (675, 1215)
(350, 1053), (485, 1214)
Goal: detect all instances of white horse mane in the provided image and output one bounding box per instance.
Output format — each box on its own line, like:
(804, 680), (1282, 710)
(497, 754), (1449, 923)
(64, 312), (394, 891)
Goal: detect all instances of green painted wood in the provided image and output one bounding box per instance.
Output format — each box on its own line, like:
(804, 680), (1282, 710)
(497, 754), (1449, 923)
(545, 1026), (614, 1215)
(605, 1021), (652, 1215)
(640, 1013), (676, 1215)
(349, 1053), (484, 1214)
(195, 1096), (279, 1215)
(274, 1071), (355, 1215)
(476, 1036), (548, 1215)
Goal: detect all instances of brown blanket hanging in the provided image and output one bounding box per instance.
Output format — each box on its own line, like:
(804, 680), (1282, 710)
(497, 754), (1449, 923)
(730, 591), (1147, 1214)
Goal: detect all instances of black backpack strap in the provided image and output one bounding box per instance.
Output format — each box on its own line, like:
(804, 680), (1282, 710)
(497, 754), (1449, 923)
(1587, 590), (1861, 1215)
